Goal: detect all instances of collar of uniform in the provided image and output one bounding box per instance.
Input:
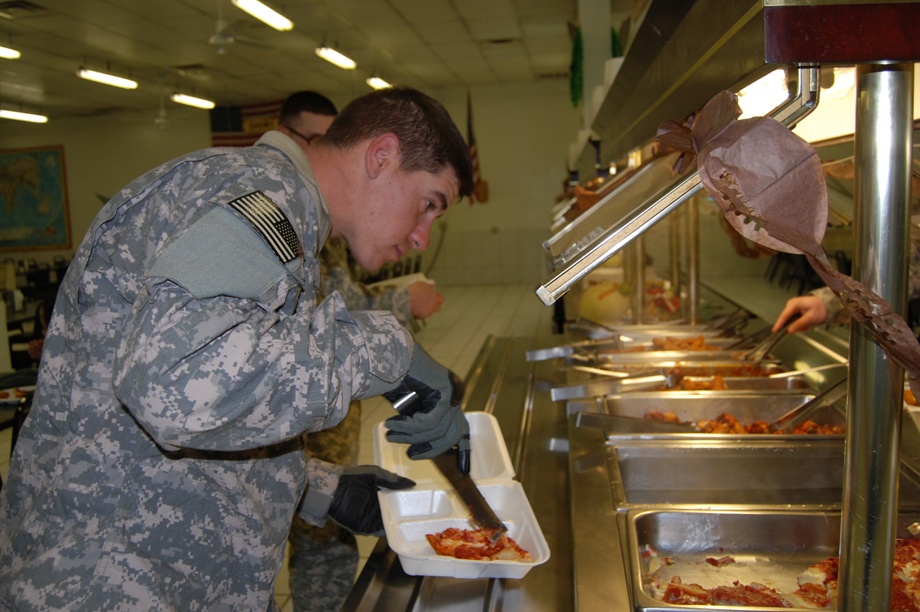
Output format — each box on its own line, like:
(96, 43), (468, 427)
(255, 130), (332, 248)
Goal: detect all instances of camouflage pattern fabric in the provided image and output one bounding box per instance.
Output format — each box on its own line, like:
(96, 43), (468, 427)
(0, 131), (413, 610)
(287, 240), (412, 611)
(320, 237), (412, 327)
(288, 401), (361, 612)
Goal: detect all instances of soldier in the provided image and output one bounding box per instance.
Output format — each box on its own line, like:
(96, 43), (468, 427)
(290, 236), (445, 611)
(277, 91), (446, 611)
(277, 90), (338, 147)
(0, 87), (473, 610)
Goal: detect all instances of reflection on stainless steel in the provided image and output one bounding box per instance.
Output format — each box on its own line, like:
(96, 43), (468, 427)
(535, 66), (820, 307)
(536, 171), (703, 306)
(770, 376), (848, 433)
(768, 362), (848, 378)
(551, 372), (670, 401)
(687, 195), (701, 324)
(610, 440), (845, 507)
(544, 154), (682, 262)
(629, 510), (841, 611)
(554, 371), (814, 402)
(590, 391), (831, 431)
(839, 62), (915, 611)
(629, 509), (920, 611)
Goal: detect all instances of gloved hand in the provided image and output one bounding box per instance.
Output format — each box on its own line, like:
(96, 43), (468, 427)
(327, 465), (415, 536)
(383, 344), (471, 474)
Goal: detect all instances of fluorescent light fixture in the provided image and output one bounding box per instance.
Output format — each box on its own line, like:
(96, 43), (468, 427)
(78, 68), (138, 90)
(315, 46), (356, 70)
(0, 109), (48, 123)
(0, 44), (20, 59)
(366, 76), (392, 90)
(170, 93), (215, 110)
(231, 0), (293, 31)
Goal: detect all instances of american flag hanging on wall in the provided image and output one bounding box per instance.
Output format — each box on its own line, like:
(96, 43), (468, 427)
(467, 91), (488, 204)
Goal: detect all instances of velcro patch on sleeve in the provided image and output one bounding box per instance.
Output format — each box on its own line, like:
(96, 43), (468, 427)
(225, 191), (301, 264)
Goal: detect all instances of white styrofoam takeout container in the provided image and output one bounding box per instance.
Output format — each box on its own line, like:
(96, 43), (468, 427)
(373, 411), (551, 579)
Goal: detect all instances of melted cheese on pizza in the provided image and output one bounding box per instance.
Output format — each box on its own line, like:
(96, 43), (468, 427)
(426, 527), (532, 562)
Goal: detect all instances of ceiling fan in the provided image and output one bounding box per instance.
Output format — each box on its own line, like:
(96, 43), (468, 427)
(208, 0), (271, 55)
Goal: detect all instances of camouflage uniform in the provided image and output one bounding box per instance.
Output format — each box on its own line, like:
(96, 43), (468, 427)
(0, 131), (413, 611)
(288, 237), (411, 612)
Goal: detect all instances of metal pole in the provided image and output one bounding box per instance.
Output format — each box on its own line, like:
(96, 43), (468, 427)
(686, 196), (700, 325)
(838, 62), (913, 612)
(634, 235), (646, 324)
(669, 211), (681, 296)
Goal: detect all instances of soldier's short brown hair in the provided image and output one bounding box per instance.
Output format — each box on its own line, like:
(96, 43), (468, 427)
(323, 88), (473, 198)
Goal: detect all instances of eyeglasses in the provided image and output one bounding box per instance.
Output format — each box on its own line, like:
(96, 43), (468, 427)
(282, 124), (323, 145)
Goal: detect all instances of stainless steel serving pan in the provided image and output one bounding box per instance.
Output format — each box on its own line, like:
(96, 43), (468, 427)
(627, 509), (920, 612)
(606, 439), (845, 508)
(553, 374), (812, 401)
(596, 391), (829, 426)
(526, 335), (740, 362)
(567, 320), (724, 341)
(629, 509), (840, 612)
(571, 349), (783, 365)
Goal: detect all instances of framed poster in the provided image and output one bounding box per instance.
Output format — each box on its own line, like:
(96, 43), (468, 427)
(0, 145), (71, 251)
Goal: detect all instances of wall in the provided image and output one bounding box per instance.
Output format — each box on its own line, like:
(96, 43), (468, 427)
(425, 80), (581, 286)
(0, 111), (213, 266)
(0, 82), (580, 288)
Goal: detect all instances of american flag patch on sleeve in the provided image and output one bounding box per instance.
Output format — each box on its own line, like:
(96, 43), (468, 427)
(225, 191), (301, 263)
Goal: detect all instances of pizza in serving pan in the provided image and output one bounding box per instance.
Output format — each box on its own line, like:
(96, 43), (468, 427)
(647, 539), (920, 610)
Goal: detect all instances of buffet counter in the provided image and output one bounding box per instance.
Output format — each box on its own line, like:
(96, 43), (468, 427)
(344, 314), (920, 610)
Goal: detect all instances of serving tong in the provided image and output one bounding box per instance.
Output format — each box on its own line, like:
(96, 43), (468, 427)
(551, 370), (671, 401)
(769, 377), (848, 433)
(721, 314), (799, 364)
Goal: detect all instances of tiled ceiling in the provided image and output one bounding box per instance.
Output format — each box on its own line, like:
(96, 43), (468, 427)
(0, 0), (633, 120)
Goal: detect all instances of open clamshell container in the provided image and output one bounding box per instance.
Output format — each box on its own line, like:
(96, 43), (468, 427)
(373, 411), (550, 579)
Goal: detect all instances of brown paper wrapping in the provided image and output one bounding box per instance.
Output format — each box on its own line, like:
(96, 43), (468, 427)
(658, 90), (920, 398)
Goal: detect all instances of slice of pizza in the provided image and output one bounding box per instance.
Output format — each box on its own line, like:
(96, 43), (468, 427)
(426, 527), (532, 562)
(709, 581), (794, 608)
(893, 539), (920, 611)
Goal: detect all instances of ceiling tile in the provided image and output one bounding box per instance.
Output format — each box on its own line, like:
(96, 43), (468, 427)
(328, 1), (404, 26)
(362, 24), (425, 51)
(431, 41), (482, 62)
(414, 20), (471, 45)
(0, 0), (575, 118)
(454, 0), (515, 21)
(486, 55), (532, 81)
(466, 18), (522, 42)
(390, 0), (459, 23)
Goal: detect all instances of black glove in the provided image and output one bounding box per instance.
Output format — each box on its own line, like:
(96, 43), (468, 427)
(383, 344), (471, 474)
(327, 465), (415, 536)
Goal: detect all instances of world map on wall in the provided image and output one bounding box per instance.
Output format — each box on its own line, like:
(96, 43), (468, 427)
(0, 146), (70, 250)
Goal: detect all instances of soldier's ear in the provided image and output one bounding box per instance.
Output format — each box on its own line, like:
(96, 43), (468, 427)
(365, 133), (399, 179)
